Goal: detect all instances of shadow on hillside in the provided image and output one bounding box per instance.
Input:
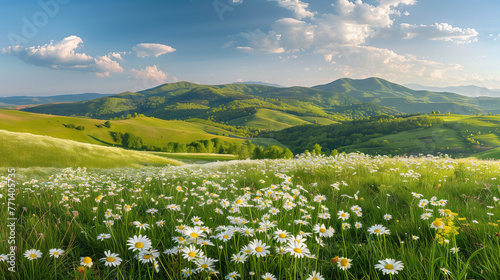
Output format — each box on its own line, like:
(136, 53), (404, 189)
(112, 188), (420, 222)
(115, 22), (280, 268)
(87, 134), (120, 147)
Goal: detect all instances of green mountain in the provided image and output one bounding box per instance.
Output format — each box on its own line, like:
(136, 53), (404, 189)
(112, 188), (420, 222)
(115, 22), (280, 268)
(0, 93), (113, 107)
(22, 82), (365, 129)
(313, 77), (498, 114)
(22, 77), (500, 131)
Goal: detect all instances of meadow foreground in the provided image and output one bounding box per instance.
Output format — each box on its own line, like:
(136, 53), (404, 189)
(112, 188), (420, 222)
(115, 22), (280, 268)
(1, 153), (499, 279)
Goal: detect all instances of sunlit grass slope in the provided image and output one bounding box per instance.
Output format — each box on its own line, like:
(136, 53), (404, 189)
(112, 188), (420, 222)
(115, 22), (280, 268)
(0, 109), (244, 147)
(0, 129), (182, 168)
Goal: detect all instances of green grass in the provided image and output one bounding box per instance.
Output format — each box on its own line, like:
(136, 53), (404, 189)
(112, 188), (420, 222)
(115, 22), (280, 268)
(339, 114), (500, 158)
(0, 129), (182, 168)
(151, 152), (237, 164)
(474, 147), (500, 159)
(227, 108), (337, 130)
(2, 154), (499, 280)
(0, 109), (245, 148)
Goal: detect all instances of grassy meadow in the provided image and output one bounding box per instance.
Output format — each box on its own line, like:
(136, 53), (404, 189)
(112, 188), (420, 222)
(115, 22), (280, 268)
(0, 130), (182, 168)
(0, 109), (245, 148)
(1, 153), (499, 279)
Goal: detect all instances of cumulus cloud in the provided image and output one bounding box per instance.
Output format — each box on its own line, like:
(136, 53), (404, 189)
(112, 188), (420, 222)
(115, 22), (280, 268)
(323, 45), (461, 79)
(235, 0), (476, 81)
(130, 65), (168, 85)
(237, 29), (285, 54)
(268, 0), (315, 19)
(239, 0), (416, 55)
(400, 23), (479, 43)
(132, 43), (176, 58)
(271, 18), (315, 51)
(1, 35), (124, 77)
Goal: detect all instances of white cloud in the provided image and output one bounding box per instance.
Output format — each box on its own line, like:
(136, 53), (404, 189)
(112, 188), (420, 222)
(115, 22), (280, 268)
(1, 35), (124, 76)
(378, 0), (416, 8)
(132, 43), (176, 58)
(271, 18), (315, 51)
(489, 34), (500, 41)
(130, 65), (168, 84)
(108, 52), (125, 61)
(237, 29), (285, 54)
(93, 56), (124, 77)
(235, 0), (477, 83)
(401, 23), (479, 43)
(242, 0), (416, 54)
(268, 0), (315, 19)
(323, 45), (461, 81)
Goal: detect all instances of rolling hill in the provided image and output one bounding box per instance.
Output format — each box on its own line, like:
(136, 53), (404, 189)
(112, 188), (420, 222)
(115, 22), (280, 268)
(0, 129), (182, 168)
(313, 77), (496, 114)
(0, 93), (113, 107)
(0, 108), (285, 150)
(22, 78), (500, 126)
(264, 113), (500, 158)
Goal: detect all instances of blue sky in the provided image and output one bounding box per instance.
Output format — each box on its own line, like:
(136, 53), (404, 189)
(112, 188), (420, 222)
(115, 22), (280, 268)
(1, 0), (499, 96)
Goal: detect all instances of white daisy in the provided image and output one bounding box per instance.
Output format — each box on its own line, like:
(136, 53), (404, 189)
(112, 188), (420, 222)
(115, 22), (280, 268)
(248, 239), (271, 258)
(100, 250), (122, 267)
(127, 235), (152, 252)
(48, 248), (64, 258)
(24, 249), (42, 260)
(374, 259), (404, 275)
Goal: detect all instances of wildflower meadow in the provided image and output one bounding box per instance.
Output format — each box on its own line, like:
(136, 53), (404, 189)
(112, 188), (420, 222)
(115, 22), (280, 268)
(1, 153), (499, 279)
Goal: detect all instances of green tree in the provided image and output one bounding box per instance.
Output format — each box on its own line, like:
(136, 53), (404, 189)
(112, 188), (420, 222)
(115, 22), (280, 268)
(282, 148), (294, 159)
(312, 144), (322, 155)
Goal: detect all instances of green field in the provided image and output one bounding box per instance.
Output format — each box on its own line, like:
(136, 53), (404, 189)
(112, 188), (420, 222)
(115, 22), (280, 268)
(321, 114), (500, 158)
(151, 152), (238, 164)
(0, 129), (182, 168)
(227, 108), (338, 130)
(0, 109), (252, 147)
(2, 154), (499, 279)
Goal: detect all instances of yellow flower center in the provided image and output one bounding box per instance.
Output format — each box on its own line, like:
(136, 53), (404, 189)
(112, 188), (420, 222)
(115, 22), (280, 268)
(194, 219), (199, 222)
(201, 264), (208, 269)
(188, 252), (196, 258)
(224, 235), (229, 239)
(385, 264), (394, 270)
(374, 229), (380, 233)
(319, 228), (326, 233)
(190, 233), (199, 238)
(340, 258), (349, 267)
(106, 257), (115, 262)
(143, 255), (151, 259)
(279, 233), (286, 238)
(179, 237), (185, 241)
(245, 230), (250, 235)
(135, 242), (144, 249)
(53, 252), (59, 255)
(255, 247), (263, 252)
(178, 226), (184, 230)
(30, 254), (37, 258)
(266, 278), (271, 280)
(341, 213), (346, 217)
(444, 209), (452, 215)
(313, 278), (318, 280)
(293, 248), (302, 254)
(236, 199), (242, 204)
(83, 257), (92, 264)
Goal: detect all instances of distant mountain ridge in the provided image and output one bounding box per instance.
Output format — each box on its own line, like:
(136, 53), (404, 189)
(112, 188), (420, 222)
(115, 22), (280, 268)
(0, 93), (114, 107)
(21, 77), (500, 131)
(405, 84), (500, 97)
(231, 81), (284, 88)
